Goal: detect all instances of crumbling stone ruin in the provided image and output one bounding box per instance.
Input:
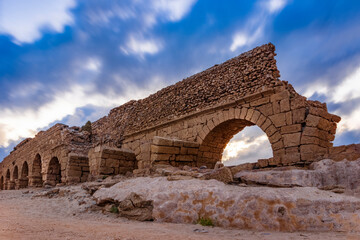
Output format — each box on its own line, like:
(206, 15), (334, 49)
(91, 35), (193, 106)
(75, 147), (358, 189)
(1, 43), (359, 190)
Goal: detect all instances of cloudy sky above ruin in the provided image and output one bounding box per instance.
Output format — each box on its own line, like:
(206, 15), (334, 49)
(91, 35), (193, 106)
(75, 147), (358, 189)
(0, 0), (360, 164)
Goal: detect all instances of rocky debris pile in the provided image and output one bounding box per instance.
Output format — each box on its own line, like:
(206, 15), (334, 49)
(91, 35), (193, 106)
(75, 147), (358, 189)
(234, 158), (360, 192)
(93, 176), (360, 232)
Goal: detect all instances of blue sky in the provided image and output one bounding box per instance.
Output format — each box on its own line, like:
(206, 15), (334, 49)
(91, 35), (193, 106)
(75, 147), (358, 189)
(0, 0), (360, 164)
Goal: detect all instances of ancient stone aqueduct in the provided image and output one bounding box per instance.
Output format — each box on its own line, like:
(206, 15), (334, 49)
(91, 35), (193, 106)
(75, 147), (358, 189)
(1, 43), (355, 190)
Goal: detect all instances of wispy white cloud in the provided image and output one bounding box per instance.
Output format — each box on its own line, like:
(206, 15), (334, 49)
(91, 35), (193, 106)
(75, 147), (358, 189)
(152, 0), (197, 22)
(121, 35), (162, 57)
(230, 0), (288, 52)
(0, 0), (76, 44)
(266, 0), (288, 13)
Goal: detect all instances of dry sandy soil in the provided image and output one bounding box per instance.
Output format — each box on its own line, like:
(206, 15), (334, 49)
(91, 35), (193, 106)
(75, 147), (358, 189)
(0, 188), (359, 240)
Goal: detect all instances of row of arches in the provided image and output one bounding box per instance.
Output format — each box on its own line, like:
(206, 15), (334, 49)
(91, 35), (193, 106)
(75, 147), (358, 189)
(0, 154), (62, 190)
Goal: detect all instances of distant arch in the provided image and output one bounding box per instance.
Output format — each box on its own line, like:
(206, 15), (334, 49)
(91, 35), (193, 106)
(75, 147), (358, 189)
(47, 157), (61, 186)
(31, 154), (43, 187)
(6, 169), (10, 180)
(13, 166), (19, 180)
(20, 161), (29, 188)
(6, 169), (11, 190)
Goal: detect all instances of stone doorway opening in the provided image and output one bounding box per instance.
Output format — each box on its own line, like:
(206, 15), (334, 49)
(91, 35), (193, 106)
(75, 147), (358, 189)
(47, 157), (61, 186)
(222, 125), (272, 166)
(13, 166), (19, 189)
(32, 154), (43, 187)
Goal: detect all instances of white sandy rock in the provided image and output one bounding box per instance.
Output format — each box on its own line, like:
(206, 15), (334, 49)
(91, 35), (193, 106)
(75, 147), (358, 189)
(234, 159), (360, 189)
(94, 177), (360, 232)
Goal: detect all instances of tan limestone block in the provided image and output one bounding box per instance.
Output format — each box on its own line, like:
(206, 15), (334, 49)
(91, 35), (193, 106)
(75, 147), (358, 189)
(292, 108), (306, 124)
(283, 133), (301, 147)
(280, 124), (301, 134)
(151, 145), (180, 155)
(269, 113), (286, 127)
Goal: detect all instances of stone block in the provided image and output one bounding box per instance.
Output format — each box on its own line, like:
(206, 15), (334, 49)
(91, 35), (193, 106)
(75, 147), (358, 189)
(235, 108), (241, 118)
(260, 119), (272, 131)
(250, 97), (270, 107)
(283, 133), (301, 147)
(270, 91), (290, 102)
(240, 108), (248, 119)
(272, 101), (281, 114)
(271, 140), (284, 151)
(290, 96), (306, 110)
(228, 108), (235, 119)
(301, 136), (319, 145)
(153, 137), (174, 146)
(303, 127), (318, 137)
(256, 114), (267, 127)
(257, 159), (269, 168)
(281, 152), (300, 165)
(306, 114), (321, 127)
(265, 125), (277, 137)
(280, 124), (301, 134)
(318, 118), (331, 131)
(269, 113), (286, 127)
(151, 145), (180, 155)
(292, 108), (306, 124)
(257, 103), (273, 116)
(245, 108), (254, 121)
(269, 131), (282, 143)
(250, 110), (261, 123)
(280, 99), (290, 112)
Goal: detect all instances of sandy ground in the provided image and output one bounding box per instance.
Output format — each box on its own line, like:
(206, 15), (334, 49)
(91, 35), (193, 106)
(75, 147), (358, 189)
(0, 188), (359, 240)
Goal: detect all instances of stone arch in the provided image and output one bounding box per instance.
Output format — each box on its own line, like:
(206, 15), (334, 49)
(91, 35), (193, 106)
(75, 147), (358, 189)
(0, 176), (3, 190)
(13, 166), (18, 180)
(31, 154), (43, 187)
(13, 166), (19, 189)
(6, 169), (13, 190)
(20, 161), (29, 188)
(6, 169), (10, 181)
(196, 107), (283, 168)
(46, 157), (61, 186)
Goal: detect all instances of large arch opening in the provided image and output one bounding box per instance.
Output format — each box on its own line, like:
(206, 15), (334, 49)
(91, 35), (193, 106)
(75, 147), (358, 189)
(47, 157), (61, 186)
(32, 154), (43, 187)
(0, 176), (3, 190)
(20, 161), (29, 188)
(197, 119), (273, 168)
(222, 125), (272, 166)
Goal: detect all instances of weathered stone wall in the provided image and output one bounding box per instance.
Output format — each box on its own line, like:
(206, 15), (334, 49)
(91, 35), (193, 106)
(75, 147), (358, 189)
(0, 124), (92, 189)
(88, 146), (136, 177)
(151, 136), (200, 167)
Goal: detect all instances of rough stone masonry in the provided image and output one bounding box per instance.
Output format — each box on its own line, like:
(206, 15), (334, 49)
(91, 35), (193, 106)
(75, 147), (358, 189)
(1, 43), (356, 190)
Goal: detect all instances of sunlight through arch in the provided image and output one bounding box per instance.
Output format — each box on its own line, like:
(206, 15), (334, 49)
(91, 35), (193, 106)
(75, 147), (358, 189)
(222, 125), (272, 166)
